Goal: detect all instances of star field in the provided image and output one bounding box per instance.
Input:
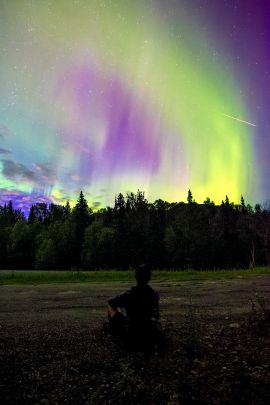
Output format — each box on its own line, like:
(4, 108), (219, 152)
(0, 0), (269, 210)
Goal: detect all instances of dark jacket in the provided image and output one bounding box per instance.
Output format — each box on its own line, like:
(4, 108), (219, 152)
(108, 284), (159, 326)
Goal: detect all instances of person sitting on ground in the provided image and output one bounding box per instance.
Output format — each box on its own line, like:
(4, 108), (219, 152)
(107, 264), (163, 351)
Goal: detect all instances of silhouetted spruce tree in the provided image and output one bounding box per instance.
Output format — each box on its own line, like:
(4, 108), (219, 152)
(255, 203), (262, 214)
(129, 190), (150, 265)
(113, 193), (129, 267)
(6, 201), (15, 226)
(65, 201), (71, 217)
(147, 200), (168, 267)
(187, 189), (194, 204)
(184, 189), (198, 267)
(72, 191), (92, 266)
(73, 191), (91, 225)
(240, 195), (247, 214)
(28, 205), (37, 224)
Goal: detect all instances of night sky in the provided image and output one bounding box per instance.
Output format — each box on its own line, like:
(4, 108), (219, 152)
(0, 0), (269, 211)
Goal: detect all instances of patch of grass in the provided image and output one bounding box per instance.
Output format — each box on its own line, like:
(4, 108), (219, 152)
(0, 270), (133, 285)
(153, 267), (270, 282)
(0, 267), (269, 285)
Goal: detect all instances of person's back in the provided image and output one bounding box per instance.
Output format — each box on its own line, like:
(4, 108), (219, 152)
(124, 283), (159, 327)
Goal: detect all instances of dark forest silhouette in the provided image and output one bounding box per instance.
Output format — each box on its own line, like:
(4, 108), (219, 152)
(0, 190), (269, 270)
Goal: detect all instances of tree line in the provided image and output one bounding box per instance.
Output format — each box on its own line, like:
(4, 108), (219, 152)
(0, 190), (269, 270)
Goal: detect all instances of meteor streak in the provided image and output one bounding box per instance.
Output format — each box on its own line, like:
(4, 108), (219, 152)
(222, 113), (256, 127)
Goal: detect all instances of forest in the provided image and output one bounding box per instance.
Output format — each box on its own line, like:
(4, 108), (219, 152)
(0, 190), (269, 270)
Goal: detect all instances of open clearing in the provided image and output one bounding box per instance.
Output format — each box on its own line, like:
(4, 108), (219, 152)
(1, 276), (270, 404)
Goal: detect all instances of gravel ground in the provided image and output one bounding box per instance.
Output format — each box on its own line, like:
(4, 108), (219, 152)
(0, 276), (270, 404)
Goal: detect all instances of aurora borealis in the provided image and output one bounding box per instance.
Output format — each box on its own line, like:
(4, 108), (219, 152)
(0, 0), (269, 210)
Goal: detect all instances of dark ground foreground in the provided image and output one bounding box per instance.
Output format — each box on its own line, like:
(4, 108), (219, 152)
(0, 277), (270, 405)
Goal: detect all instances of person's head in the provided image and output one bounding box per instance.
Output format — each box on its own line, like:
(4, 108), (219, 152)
(135, 264), (151, 285)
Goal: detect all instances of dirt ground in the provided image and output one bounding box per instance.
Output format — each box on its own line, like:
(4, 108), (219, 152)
(0, 276), (270, 404)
